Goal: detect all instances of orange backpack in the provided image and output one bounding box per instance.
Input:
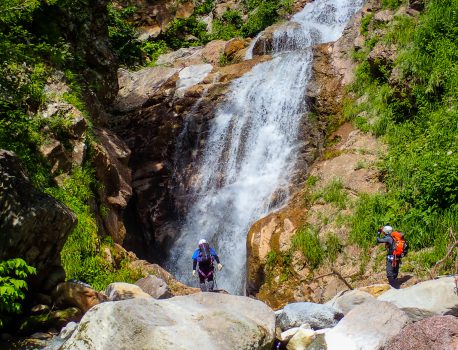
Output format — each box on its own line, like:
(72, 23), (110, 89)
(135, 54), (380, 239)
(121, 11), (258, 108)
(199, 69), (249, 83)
(391, 231), (408, 257)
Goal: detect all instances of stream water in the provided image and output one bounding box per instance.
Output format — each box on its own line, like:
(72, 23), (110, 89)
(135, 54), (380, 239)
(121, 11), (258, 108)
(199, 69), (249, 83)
(166, 0), (364, 294)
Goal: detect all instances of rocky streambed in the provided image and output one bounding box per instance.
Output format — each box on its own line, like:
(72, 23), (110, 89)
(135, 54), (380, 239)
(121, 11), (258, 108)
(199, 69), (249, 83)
(8, 276), (457, 350)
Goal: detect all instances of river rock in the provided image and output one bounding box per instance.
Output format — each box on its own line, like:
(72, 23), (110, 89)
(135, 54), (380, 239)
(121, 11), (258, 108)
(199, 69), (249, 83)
(377, 277), (458, 321)
(380, 315), (458, 350)
(61, 293), (275, 350)
(105, 282), (152, 301)
(276, 302), (343, 331)
(325, 289), (376, 315)
(0, 150), (76, 288)
(287, 328), (316, 350)
(53, 281), (107, 313)
(135, 274), (172, 299)
(324, 299), (410, 350)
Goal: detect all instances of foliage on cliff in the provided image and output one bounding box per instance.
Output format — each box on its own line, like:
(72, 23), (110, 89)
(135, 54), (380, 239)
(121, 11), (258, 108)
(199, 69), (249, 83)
(108, 0), (293, 66)
(346, 0), (458, 274)
(0, 0), (139, 294)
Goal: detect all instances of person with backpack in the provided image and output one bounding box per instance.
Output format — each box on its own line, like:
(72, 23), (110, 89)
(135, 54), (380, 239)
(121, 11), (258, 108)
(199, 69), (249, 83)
(192, 239), (223, 292)
(376, 225), (408, 287)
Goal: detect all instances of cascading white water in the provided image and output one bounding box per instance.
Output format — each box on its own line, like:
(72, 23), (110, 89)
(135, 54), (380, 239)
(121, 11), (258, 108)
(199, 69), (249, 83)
(166, 0), (364, 294)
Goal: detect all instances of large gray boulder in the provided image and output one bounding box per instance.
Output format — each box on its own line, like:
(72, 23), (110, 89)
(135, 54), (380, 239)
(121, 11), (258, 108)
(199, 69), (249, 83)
(326, 289), (376, 315)
(275, 302), (343, 331)
(324, 299), (410, 350)
(61, 293), (275, 350)
(0, 150), (76, 287)
(378, 277), (458, 321)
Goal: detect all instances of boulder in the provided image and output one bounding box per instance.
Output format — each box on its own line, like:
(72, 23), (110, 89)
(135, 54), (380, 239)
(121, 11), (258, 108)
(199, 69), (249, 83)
(286, 328), (316, 350)
(0, 150), (76, 288)
(53, 281), (107, 313)
(113, 66), (179, 112)
(325, 289), (376, 315)
(105, 282), (152, 301)
(275, 302), (343, 331)
(135, 274), (172, 299)
(128, 261), (200, 296)
(224, 38), (246, 60)
(175, 63), (213, 97)
(380, 315), (458, 350)
(324, 300), (410, 350)
(61, 293), (275, 350)
(377, 277), (458, 321)
(156, 40), (227, 68)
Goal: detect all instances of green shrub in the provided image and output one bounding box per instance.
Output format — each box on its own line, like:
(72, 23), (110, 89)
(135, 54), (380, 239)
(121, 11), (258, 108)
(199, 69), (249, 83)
(242, 1), (279, 37)
(161, 17), (209, 49)
(381, 0), (405, 9)
(360, 13), (374, 36)
(107, 4), (143, 66)
(142, 40), (169, 65)
(0, 259), (36, 328)
(212, 19), (241, 40)
(292, 226), (324, 268)
(194, 0), (215, 15)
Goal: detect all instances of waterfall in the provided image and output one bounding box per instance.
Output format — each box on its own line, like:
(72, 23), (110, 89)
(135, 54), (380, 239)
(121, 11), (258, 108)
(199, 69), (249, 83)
(166, 0), (364, 294)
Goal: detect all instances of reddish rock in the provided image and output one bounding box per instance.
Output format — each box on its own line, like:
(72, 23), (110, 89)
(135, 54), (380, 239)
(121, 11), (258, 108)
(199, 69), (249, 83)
(53, 281), (107, 313)
(381, 316), (458, 350)
(224, 38), (246, 60)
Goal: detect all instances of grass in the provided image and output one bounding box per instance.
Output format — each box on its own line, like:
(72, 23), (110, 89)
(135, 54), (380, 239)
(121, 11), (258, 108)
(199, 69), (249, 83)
(292, 226), (324, 269)
(312, 178), (348, 209)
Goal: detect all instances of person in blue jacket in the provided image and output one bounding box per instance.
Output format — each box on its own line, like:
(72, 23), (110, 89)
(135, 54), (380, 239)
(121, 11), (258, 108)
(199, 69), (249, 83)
(192, 239), (223, 292)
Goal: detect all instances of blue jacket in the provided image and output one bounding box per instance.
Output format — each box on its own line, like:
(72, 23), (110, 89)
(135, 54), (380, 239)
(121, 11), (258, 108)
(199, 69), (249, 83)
(192, 247), (220, 269)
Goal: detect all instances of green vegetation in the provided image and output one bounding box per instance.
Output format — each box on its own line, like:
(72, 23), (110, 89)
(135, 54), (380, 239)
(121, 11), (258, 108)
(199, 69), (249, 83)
(311, 178), (348, 209)
(346, 0), (458, 274)
(323, 233), (342, 263)
(292, 226), (324, 268)
(0, 0), (147, 302)
(107, 0), (293, 67)
(0, 259), (36, 329)
(381, 0), (406, 9)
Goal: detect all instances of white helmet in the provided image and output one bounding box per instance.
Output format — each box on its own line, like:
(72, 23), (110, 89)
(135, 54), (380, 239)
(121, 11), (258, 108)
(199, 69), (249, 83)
(198, 239), (207, 245)
(382, 226), (393, 235)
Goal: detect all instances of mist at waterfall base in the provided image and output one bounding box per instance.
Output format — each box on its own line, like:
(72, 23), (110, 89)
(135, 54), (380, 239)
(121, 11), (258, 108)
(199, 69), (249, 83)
(166, 0), (364, 295)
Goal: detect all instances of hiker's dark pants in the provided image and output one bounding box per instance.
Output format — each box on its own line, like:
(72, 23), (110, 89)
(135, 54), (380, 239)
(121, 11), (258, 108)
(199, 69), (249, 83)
(198, 265), (214, 284)
(386, 256), (400, 283)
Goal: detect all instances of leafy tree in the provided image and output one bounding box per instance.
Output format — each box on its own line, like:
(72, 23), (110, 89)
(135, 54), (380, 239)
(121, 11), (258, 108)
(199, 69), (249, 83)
(0, 259), (36, 328)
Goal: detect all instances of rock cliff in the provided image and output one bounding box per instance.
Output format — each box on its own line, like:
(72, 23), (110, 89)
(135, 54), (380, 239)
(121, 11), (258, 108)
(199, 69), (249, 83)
(0, 150), (76, 288)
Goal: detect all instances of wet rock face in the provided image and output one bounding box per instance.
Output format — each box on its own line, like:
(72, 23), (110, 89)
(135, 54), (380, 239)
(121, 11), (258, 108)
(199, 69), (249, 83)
(0, 150), (77, 287)
(110, 56), (271, 260)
